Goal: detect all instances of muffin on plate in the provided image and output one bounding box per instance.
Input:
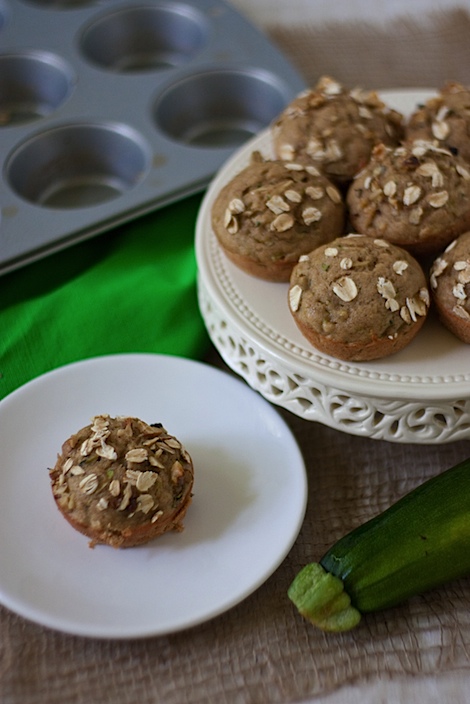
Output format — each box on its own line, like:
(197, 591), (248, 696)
(406, 81), (470, 164)
(272, 75), (404, 186)
(346, 140), (470, 258)
(430, 230), (470, 343)
(49, 414), (194, 548)
(211, 151), (345, 282)
(288, 234), (430, 362)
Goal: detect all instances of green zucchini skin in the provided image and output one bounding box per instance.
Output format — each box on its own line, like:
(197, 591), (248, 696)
(320, 457), (470, 613)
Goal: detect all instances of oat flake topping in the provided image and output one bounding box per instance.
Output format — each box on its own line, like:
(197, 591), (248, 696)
(393, 260), (409, 275)
(454, 305), (470, 320)
(332, 276), (358, 302)
(403, 185), (421, 206)
(427, 191), (449, 208)
(289, 284), (302, 312)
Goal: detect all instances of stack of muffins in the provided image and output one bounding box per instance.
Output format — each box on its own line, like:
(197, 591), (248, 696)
(211, 76), (470, 361)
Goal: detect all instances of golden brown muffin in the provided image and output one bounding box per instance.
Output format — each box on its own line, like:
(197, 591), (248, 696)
(211, 151), (345, 282)
(288, 234), (430, 362)
(430, 231), (470, 343)
(272, 75), (403, 186)
(346, 141), (470, 258)
(406, 81), (470, 164)
(49, 415), (194, 548)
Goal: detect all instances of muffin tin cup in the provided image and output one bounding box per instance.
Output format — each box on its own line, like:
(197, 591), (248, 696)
(6, 122), (151, 208)
(0, 50), (75, 125)
(153, 66), (292, 148)
(79, 2), (210, 72)
(0, 0), (306, 274)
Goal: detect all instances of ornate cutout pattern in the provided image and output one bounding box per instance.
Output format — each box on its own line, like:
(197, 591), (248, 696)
(198, 279), (470, 444)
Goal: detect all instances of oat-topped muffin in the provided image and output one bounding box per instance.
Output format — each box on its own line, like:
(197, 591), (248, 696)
(406, 81), (470, 164)
(49, 415), (194, 548)
(272, 75), (403, 186)
(211, 151), (345, 282)
(430, 231), (470, 343)
(347, 141), (470, 258)
(288, 234), (430, 362)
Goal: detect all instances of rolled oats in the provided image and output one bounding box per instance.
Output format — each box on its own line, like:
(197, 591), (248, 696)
(284, 189), (302, 203)
(393, 260), (409, 275)
(332, 276), (358, 302)
(383, 180), (397, 197)
(270, 213), (294, 232)
(431, 120), (450, 140)
(266, 195), (290, 214)
(456, 164), (470, 180)
(226, 215), (239, 235)
(409, 206), (423, 225)
(278, 144), (295, 161)
(136, 471), (158, 492)
(453, 260), (469, 271)
(289, 284), (302, 312)
(117, 483), (132, 511)
(136, 494), (154, 514)
(302, 207), (322, 225)
(453, 282), (467, 300)
(427, 190), (449, 208)
(305, 186), (324, 200)
(109, 479), (121, 496)
(125, 448), (148, 463)
(326, 186), (342, 204)
(70, 465), (85, 476)
(228, 198), (245, 214)
(457, 265), (470, 285)
(403, 185), (422, 206)
(171, 460), (184, 484)
(96, 441), (117, 461)
(79, 473), (99, 495)
(97, 498), (108, 511)
(453, 304), (470, 320)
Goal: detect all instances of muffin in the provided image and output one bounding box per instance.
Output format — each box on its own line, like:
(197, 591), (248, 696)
(346, 141), (470, 258)
(406, 81), (470, 164)
(272, 75), (403, 186)
(430, 231), (470, 343)
(211, 151), (345, 282)
(288, 234), (430, 362)
(49, 414), (194, 548)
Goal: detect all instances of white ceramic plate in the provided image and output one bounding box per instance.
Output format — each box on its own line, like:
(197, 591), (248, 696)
(0, 354), (307, 639)
(196, 89), (470, 444)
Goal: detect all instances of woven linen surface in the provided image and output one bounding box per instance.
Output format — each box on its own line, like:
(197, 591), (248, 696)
(2, 7), (470, 704)
(255, 4), (470, 90)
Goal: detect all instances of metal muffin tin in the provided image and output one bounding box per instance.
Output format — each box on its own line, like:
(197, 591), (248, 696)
(0, 0), (306, 275)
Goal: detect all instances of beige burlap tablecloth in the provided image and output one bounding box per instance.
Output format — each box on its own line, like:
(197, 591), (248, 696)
(2, 3), (470, 702)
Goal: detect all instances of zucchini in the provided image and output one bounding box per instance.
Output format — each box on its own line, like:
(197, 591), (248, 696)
(288, 457), (470, 632)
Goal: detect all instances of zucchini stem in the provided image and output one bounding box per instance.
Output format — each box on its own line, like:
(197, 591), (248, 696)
(288, 562), (361, 632)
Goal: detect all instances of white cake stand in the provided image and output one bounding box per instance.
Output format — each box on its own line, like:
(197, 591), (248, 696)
(196, 90), (470, 443)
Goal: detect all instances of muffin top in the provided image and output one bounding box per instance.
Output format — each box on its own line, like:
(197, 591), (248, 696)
(211, 151), (345, 280)
(49, 414), (194, 547)
(272, 75), (403, 185)
(406, 81), (470, 164)
(346, 140), (470, 257)
(430, 231), (470, 332)
(288, 234), (430, 361)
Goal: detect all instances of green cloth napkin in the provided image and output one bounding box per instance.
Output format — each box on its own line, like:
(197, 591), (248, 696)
(0, 194), (211, 401)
